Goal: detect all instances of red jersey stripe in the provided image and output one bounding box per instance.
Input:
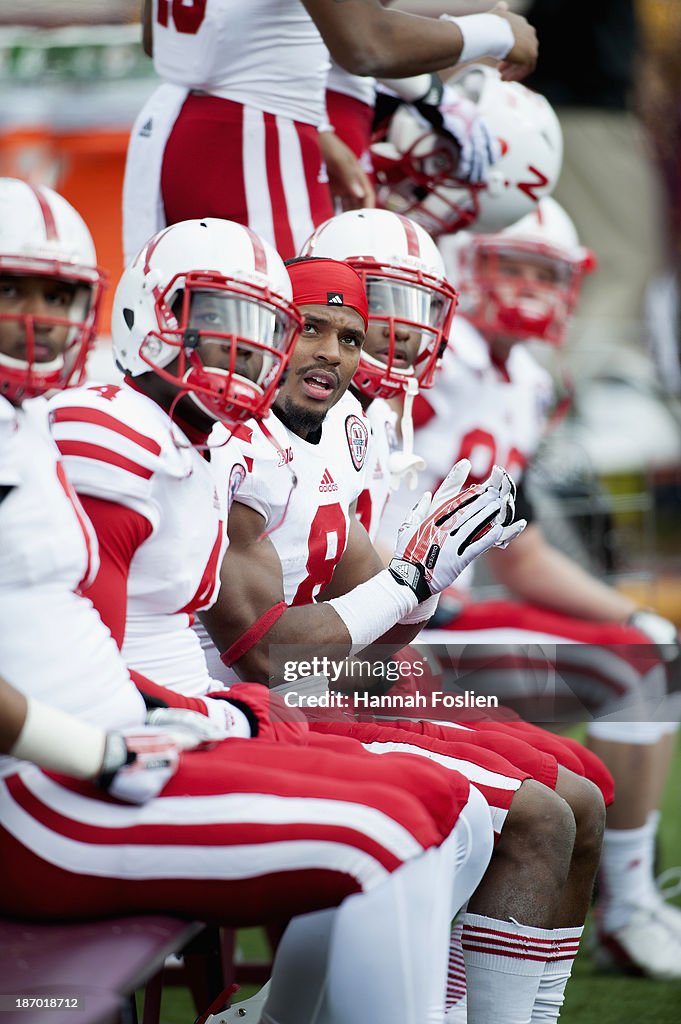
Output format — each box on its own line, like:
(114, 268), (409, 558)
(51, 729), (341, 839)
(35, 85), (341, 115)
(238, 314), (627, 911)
(56, 440), (154, 480)
(51, 407), (162, 456)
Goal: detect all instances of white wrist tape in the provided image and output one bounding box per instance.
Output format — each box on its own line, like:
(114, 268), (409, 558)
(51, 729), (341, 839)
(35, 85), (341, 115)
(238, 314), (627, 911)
(199, 697), (253, 738)
(441, 13), (515, 62)
(400, 592), (440, 625)
(11, 697), (106, 779)
(378, 74), (433, 103)
(327, 568), (418, 655)
(272, 674), (330, 700)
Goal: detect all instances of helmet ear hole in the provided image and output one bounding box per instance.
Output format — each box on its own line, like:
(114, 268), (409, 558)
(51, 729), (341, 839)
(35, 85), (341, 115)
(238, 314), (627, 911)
(123, 308), (135, 329)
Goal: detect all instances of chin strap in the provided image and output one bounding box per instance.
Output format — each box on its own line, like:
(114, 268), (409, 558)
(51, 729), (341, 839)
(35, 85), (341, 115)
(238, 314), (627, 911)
(388, 377), (426, 491)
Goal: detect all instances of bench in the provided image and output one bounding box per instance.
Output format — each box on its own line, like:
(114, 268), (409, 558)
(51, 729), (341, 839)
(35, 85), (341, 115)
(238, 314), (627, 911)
(0, 916), (225, 1024)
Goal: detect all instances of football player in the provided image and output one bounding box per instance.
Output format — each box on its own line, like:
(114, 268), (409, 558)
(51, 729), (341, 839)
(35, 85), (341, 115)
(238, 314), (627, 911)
(123, 0), (537, 261)
(198, 252), (606, 1024)
(381, 196), (681, 979)
(1, 179), (494, 1024)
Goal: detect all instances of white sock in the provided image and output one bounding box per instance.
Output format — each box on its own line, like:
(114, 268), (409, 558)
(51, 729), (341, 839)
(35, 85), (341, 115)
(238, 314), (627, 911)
(446, 918), (467, 1011)
(462, 914), (549, 1024)
(445, 993), (468, 1024)
(598, 821), (658, 932)
(530, 927), (582, 1023)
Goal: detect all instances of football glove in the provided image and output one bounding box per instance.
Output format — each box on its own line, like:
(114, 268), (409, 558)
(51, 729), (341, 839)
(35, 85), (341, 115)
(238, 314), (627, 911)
(97, 728), (181, 804)
(389, 459), (525, 601)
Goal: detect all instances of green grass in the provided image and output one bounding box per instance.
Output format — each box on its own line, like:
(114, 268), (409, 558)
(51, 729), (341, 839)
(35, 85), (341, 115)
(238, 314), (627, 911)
(146, 735), (681, 1023)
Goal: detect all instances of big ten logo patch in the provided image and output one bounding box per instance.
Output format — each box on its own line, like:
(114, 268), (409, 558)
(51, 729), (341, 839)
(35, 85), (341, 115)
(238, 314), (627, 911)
(345, 414), (368, 472)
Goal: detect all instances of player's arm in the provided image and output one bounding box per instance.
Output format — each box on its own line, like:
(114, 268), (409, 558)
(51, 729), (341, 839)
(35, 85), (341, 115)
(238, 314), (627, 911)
(302, 0), (537, 81)
(141, 0), (153, 57)
(485, 521), (640, 622)
(199, 500), (358, 684)
(201, 461), (522, 684)
(0, 674), (181, 803)
(79, 495), (153, 649)
(319, 506), (428, 651)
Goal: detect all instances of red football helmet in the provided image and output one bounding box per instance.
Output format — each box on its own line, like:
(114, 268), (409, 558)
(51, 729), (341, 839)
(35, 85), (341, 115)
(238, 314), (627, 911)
(301, 209), (457, 401)
(113, 219), (302, 426)
(0, 178), (106, 403)
(448, 197), (596, 345)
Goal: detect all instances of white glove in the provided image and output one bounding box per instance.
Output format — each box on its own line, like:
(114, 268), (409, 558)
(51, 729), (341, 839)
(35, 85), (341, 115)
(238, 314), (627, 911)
(628, 609), (680, 662)
(438, 83), (500, 184)
(389, 459), (525, 601)
(145, 707), (231, 747)
(97, 728), (181, 804)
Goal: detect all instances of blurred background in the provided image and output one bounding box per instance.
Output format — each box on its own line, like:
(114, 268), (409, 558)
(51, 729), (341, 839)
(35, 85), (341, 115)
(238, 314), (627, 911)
(0, 0), (679, 613)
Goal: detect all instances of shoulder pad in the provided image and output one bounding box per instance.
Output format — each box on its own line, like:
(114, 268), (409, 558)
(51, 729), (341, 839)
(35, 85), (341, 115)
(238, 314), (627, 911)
(48, 383), (193, 509)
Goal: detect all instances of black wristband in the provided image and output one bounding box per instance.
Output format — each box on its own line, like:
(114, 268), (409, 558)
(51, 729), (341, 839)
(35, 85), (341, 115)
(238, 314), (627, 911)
(389, 558), (433, 603)
(97, 733), (134, 790)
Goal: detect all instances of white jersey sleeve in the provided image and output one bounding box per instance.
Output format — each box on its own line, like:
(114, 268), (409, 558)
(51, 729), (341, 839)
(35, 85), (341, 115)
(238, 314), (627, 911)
(48, 382), (194, 531)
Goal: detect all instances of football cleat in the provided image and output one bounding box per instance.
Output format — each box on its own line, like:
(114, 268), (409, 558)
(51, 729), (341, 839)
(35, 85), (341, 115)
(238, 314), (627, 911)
(591, 905), (681, 980)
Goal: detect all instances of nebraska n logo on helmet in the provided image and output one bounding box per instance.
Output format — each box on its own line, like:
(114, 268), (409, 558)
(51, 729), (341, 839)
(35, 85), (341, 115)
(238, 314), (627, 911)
(300, 208), (458, 402)
(371, 65), (563, 239)
(111, 219), (302, 428)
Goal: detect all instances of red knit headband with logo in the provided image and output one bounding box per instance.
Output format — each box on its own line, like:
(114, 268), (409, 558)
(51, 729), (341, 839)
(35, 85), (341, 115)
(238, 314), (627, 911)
(286, 258), (369, 329)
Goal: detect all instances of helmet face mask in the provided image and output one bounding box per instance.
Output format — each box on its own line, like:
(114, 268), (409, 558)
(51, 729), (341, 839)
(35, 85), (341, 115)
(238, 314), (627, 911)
(372, 65), (563, 239)
(0, 179), (105, 403)
(113, 220), (302, 427)
(451, 198), (596, 347)
(372, 125), (481, 237)
(301, 209), (458, 400)
(351, 259), (456, 398)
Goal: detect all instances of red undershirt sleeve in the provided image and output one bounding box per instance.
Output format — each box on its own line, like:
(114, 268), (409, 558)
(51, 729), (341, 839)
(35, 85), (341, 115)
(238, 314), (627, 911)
(79, 495), (153, 649)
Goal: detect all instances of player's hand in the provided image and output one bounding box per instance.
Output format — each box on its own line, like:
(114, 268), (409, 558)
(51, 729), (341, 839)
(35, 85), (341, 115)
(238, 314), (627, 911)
(97, 728), (181, 804)
(208, 683), (310, 745)
(628, 609), (680, 662)
(389, 459), (525, 600)
(438, 84), (500, 184)
(319, 130), (376, 211)
(490, 2), (538, 81)
(145, 707), (227, 746)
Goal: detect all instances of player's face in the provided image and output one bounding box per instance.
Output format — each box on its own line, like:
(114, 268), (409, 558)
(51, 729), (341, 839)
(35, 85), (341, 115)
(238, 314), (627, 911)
(483, 251), (565, 359)
(363, 320), (422, 370)
(274, 303), (365, 437)
(494, 253), (561, 303)
(188, 290), (264, 383)
(0, 274), (75, 363)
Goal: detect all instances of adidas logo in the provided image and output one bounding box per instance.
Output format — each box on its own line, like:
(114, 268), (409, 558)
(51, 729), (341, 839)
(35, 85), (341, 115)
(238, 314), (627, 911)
(319, 468), (339, 493)
(139, 118), (153, 138)
(327, 292), (343, 305)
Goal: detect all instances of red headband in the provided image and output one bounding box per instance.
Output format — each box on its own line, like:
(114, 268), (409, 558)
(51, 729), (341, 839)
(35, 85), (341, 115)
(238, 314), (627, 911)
(287, 258), (369, 330)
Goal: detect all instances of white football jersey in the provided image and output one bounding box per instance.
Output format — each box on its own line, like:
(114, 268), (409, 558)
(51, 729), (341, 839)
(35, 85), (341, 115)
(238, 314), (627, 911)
(356, 396), (397, 543)
(48, 382), (239, 695)
(230, 392), (370, 605)
(0, 396), (145, 778)
(152, 0), (329, 127)
(379, 318), (553, 548)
